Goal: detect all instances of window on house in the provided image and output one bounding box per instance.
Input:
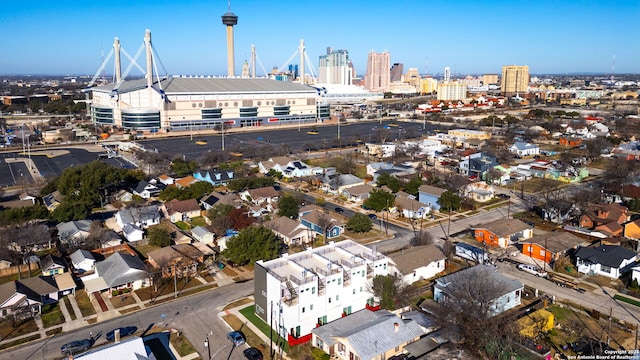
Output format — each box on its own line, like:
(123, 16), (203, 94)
(312, 287), (316, 294)
(338, 278), (342, 285)
(302, 307), (305, 313)
(353, 289), (356, 294)
(336, 295), (340, 301)
(328, 297), (332, 303)
(601, 264), (612, 273)
(310, 304), (313, 310)
(338, 343), (345, 352)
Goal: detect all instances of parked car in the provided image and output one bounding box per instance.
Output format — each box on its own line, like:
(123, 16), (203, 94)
(243, 347), (264, 360)
(106, 326), (138, 341)
(334, 207), (345, 214)
(227, 331), (245, 346)
(61, 339), (93, 355)
(368, 213), (377, 220)
(517, 263), (548, 277)
(496, 193), (511, 199)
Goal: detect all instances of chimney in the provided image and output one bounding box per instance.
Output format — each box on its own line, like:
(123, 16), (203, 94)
(394, 322), (399, 332)
(114, 328), (121, 343)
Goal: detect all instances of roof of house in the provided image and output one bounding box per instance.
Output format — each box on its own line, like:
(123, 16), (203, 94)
(148, 246), (183, 266)
(41, 255), (65, 272)
(122, 224), (143, 236)
(118, 205), (160, 225)
(200, 191), (236, 207)
(163, 199), (200, 215)
(389, 245), (445, 275)
(622, 184), (640, 199)
(269, 156), (295, 166)
(265, 216), (304, 237)
(521, 231), (588, 254)
(73, 335), (149, 359)
(435, 265), (523, 297)
(54, 272), (76, 291)
(301, 210), (341, 228)
(172, 244), (203, 259)
(95, 252), (147, 288)
(17, 276), (58, 296)
(311, 309), (425, 359)
(394, 196), (428, 213)
(56, 220), (92, 240)
(510, 142), (538, 150)
(246, 186), (279, 199)
(0, 281), (20, 306)
(418, 184), (447, 196)
(191, 225), (213, 238)
(575, 245), (638, 268)
(474, 218), (531, 238)
(174, 176), (197, 188)
(133, 180), (159, 194)
(342, 183), (374, 196)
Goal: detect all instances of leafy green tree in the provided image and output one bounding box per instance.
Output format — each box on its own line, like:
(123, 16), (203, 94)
(0, 204), (50, 226)
(148, 226), (172, 247)
(346, 213), (373, 233)
(171, 157), (197, 177)
(277, 194), (299, 219)
(404, 176), (423, 197)
(370, 274), (405, 310)
(52, 200), (93, 222)
(437, 190), (461, 212)
(375, 172), (402, 193)
(159, 181), (213, 201)
(363, 189), (395, 212)
(222, 225), (281, 265)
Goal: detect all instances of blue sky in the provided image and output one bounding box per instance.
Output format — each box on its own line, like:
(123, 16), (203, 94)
(1, 0), (638, 76)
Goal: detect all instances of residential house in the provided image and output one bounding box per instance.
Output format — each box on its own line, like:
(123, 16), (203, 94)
(366, 162), (415, 182)
(559, 136), (582, 147)
(509, 142), (540, 157)
(56, 220), (92, 246)
(464, 182), (495, 203)
(433, 265), (523, 316)
(474, 218), (533, 248)
(259, 156), (322, 178)
(621, 184), (640, 202)
(520, 231), (589, 264)
(72, 336), (153, 360)
(113, 189), (134, 203)
(115, 205), (161, 230)
(175, 175), (198, 189)
(162, 199), (201, 222)
(193, 169), (235, 186)
(7, 223), (53, 253)
(389, 245), (446, 284)
(157, 174), (175, 186)
(199, 191), (237, 210)
(81, 252), (149, 297)
(363, 143), (397, 159)
(132, 180), (161, 199)
(300, 209), (344, 239)
(579, 203), (629, 237)
(418, 185), (447, 212)
(147, 245), (200, 277)
(43, 190), (63, 211)
(191, 226), (215, 244)
(254, 240), (393, 345)
(40, 255), (65, 276)
(458, 152), (498, 179)
(624, 218), (640, 240)
(311, 309), (425, 360)
(0, 277), (59, 318)
(99, 230), (123, 248)
(264, 216), (312, 246)
(342, 184), (374, 203)
(394, 193), (430, 219)
(54, 272), (77, 297)
(575, 245), (638, 279)
(320, 174), (365, 195)
(122, 224), (144, 242)
(69, 249), (96, 273)
(240, 186), (280, 206)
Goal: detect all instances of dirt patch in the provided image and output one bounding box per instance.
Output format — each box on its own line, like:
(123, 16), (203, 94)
(110, 294), (138, 309)
(224, 298), (253, 311)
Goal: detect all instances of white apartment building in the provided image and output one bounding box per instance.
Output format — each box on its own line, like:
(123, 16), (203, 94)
(436, 81), (468, 101)
(318, 49), (352, 85)
(253, 240), (392, 344)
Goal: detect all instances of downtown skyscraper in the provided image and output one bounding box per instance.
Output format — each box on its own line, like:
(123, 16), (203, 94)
(364, 51), (390, 92)
(318, 48), (352, 85)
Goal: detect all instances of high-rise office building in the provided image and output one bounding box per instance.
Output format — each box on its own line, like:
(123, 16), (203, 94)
(483, 74), (499, 86)
(444, 67), (451, 83)
(501, 65), (529, 96)
(364, 51), (390, 92)
(318, 48), (352, 85)
(390, 63), (404, 82)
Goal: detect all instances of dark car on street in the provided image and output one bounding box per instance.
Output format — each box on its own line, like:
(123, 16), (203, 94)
(368, 213), (377, 220)
(227, 331), (245, 346)
(61, 339), (93, 355)
(106, 326), (138, 341)
(243, 347), (264, 360)
(334, 207), (344, 213)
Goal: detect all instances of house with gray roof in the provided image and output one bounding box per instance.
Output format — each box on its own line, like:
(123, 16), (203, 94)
(193, 169), (235, 186)
(311, 308), (425, 360)
(389, 245), (446, 285)
(122, 224), (144, 242)
(575, 245), (638, 279)
(299, 209), (344, 239)
(191, 226), (214, 244)
(132, 180), (161, 199)
(0, 276), (59, 318)
(264, 216), (312, 246)
(319, 173), (365, 195)
(81, 252), (149, 296)
(115, 205), (161, 230)
(199, 191), (237, 210)
(433, 265), (523, 316)
(259, 156), (322, 178)
(508, 142), (540, 157)
(70, 249), (96, 273)
(56, 220), (92, 246)
(40, 255), (65, 276)
(418, 185), (447, 211)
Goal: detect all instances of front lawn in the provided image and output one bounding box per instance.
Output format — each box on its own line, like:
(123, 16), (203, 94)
(41, 303), (65, 328)
(75, 290), (97, 317)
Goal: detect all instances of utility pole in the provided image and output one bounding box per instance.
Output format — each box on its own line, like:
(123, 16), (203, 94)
(174, 265), (178, 298)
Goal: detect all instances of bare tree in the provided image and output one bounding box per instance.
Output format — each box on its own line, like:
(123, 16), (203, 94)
(315, 213), (333, 244)
(422, 265), (521, 358)
(411, 230), (434, 246)
(85, 221), (113, 249)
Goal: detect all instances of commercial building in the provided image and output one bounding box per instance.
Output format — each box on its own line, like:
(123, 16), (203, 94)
(436, 82), (468, 101)
(389, 63), (404, 82)
(319, 48), (352, 85)
(501, 65), (529, 96)
(253, 240), (392, 345)
(364, 51), (390, 92)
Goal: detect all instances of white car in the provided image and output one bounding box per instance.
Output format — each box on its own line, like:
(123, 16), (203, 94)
(517, 263), (548, 277)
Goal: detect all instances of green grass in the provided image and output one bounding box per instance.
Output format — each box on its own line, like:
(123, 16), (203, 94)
(75, 291), (97, 317)
(614, 294), (640, 307)
(239, 305), (289, 352)
(190, 217), (207, 227)
(41, 304), (65, 328)
(63, 296), (77, 320)
(170, 331), (198, 357)
(174, 221), (190, 230)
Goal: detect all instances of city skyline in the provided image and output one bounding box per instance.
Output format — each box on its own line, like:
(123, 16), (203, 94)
(1, 0), (639, 77)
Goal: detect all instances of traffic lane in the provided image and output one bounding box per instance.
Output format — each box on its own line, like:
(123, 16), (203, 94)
(1, 281), (254, 360)
(496, 262), (640, 324)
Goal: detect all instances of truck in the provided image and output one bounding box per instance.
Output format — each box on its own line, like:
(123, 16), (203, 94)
(454, 242), (492, 264)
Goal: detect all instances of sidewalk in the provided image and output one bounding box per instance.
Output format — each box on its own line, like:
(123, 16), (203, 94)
(0, 270), (243, 349)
